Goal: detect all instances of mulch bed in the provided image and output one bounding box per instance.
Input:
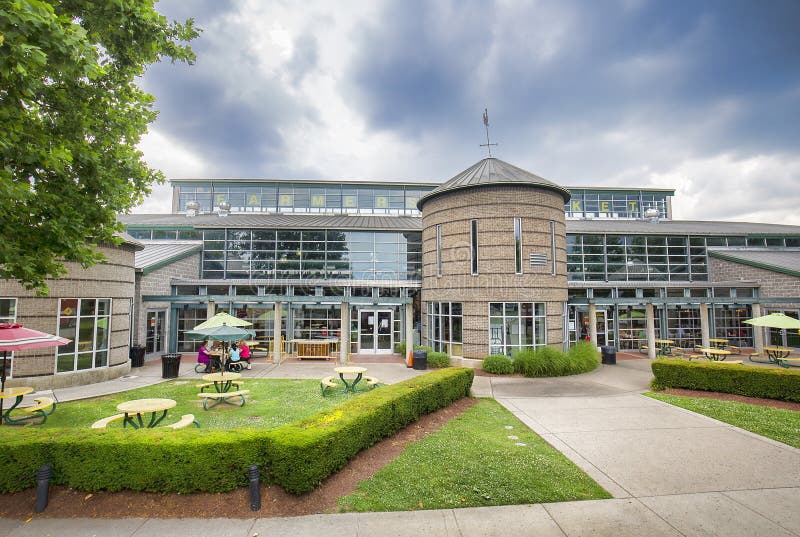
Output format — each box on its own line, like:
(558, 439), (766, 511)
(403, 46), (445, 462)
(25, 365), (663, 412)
(0, 398), (477, 520)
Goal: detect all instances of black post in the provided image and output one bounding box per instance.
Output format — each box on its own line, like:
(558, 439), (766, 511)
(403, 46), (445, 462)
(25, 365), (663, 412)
(0, 351), (7, 426)
(35, 464), (52, 513)
(248, 464), (261, 511)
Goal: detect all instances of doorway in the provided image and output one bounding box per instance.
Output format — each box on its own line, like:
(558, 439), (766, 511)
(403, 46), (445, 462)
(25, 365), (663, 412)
(145, 310), (166, 355)
(766, 309), (800, 348)
(359, 310), (393, 353)
(573, 308), (611, 346)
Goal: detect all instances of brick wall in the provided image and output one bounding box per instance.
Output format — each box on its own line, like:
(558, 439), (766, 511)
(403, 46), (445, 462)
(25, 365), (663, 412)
(420, 185), (568, 359)
(0, 243), (137, 389)
(709, 257), (800, 308)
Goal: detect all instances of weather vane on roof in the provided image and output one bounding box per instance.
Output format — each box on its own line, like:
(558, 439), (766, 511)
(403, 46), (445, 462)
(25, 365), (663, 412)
(480, 108), (498, 157)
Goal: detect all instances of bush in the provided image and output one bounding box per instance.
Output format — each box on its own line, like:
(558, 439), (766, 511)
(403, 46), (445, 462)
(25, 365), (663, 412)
(482, 354), (513, 374)
(0, 368), (475, 495)
(651, 360), (800, 402)
(427, 351), (451, 368)
(512, 343), (599, 378)
(395, 341), (406, 355)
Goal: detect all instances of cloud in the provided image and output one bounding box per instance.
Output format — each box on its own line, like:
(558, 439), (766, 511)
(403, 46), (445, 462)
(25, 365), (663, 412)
(131, 0), (800, 225)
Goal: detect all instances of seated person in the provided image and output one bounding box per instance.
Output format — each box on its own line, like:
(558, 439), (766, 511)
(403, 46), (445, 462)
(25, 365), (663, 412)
(227, 343), (242, 371)
(238, 340), (251, 369)
(198, 339), (221, 373)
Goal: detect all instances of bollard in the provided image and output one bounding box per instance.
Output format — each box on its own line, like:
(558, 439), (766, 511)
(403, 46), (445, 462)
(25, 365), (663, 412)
(35, 464), (52, 513)
(248, 464), (261, 511)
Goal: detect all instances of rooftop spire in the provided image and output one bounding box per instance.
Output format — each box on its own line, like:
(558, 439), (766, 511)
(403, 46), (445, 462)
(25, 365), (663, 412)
(480, 108), (498, 157)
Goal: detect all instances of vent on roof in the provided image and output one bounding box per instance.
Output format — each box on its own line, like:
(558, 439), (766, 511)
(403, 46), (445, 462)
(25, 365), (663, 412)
(529, 253), (547, 267)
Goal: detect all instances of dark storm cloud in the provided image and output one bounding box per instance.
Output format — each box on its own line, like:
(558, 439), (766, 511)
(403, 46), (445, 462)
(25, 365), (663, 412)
(348, 0), (800, 158)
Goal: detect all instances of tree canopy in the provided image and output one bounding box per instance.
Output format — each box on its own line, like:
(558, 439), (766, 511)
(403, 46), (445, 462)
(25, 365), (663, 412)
(0, 0), (198, 293)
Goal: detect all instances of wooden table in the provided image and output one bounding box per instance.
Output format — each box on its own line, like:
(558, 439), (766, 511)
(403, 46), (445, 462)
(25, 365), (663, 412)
(763, 346), (793, 363)
(654, 339), (676, 356)
(202, 372), (242, 393)
(0, 387), (33, 426)
(334, 366), (367, 393)
(117, 398), (176, 429)
(709, 338), (729, 349)
(698, 348), (732, 361)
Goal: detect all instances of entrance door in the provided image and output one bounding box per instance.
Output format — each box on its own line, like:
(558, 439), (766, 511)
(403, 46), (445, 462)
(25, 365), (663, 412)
(595, 310), (609, 347)
(574, 309), (609, 346)
(145, 310), (166, 354)
(359, 310), (393, 353)
(766, 309), (800, 348)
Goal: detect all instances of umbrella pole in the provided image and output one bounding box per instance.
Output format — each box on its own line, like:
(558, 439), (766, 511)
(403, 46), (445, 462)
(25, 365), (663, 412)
(0, 351), (6, 425)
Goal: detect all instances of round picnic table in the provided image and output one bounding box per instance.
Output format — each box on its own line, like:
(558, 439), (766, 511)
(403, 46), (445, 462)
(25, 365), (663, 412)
(334, 366), (367, 393)
(0, 387), (33, 426)
(762, 346), (793, 363)
(117, 398), (176, 429)
(202, 372), (242, 393)
(654, 339), (675, 356)
(708, 338), (729, 349)
(698, 348), (732, 361)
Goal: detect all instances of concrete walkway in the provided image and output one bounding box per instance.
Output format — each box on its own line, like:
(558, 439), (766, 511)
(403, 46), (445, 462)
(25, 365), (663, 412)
(2, 358), (799, 536)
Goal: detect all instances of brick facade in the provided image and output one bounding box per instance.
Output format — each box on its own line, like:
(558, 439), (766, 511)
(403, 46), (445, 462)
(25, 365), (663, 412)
(0, 243), (138, 390)
(709, 257), (800, 308)
(134, 252), (201, 353)
(421, 185), (568, 360)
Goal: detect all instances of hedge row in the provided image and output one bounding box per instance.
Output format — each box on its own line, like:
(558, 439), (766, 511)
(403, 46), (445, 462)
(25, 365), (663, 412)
(0, 368), (474, 495)
(651, 360), (800, 402)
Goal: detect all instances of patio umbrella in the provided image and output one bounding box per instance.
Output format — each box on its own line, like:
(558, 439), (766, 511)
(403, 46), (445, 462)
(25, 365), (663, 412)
(743, 312), (800, 329)
(0, 323), (70, 425)
(185, 325), (254, 375)
(192, 312), (252, 331)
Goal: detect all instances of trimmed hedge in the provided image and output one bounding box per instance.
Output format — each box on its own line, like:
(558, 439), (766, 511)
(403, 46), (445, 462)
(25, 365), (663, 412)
(651, 360), (800, 402)
(427, 351), (451, 368)
(482, 354), (513, 374)
(0, 368), (474, 495)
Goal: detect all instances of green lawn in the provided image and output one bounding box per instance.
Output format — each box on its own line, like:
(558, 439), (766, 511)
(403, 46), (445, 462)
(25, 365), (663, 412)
(338, 398), (611, 512)
(645, 392), (800, 448)
(41, 378), (357, 430)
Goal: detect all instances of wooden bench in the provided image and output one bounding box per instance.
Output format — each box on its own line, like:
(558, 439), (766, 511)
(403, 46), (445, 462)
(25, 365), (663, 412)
(166, 414), (200, 429)
(91, 414), (125, 429)
(638, 345), (649, 354)
(726, 345), (742, 355)
(320, 376), (338, 396)
(198, 390), (250, 409)
(22, 396), (56, 421)
(196, 381), (243, 393)
(362, 376), (382, 389)
(748, 352), (771, 364)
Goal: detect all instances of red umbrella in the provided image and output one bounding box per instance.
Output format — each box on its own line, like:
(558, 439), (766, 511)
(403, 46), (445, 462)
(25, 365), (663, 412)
(0, 323), (70, 425)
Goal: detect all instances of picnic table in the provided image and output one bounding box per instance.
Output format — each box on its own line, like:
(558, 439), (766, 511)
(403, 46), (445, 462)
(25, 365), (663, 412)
(117, 398), (176, 429)
(698, 348), (732, 361)
(0, 387), (33, 425)
(202, 372), (242, 393)
(654, 339), (676, 356)
(708, 338), (729, 349)
(334, 366), (367, 393)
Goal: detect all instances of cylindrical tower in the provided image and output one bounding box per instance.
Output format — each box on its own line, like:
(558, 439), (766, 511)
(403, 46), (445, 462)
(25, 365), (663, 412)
(418, 157), (570, 364)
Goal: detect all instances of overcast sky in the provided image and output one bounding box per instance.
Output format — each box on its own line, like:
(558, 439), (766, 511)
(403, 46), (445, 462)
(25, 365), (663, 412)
(134, 0), (800, 225)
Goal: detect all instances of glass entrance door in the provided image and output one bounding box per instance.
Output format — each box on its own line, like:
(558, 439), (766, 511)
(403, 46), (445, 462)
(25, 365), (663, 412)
(359, 310), (393, 353)
(573, 308), (610, 346)
(145, 310), (166, 354)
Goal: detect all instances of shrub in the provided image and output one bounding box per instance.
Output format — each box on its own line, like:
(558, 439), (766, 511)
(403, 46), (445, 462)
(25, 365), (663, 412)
(511, 344), (599, 378)
(482, 354), (513, 374)
(427, 351), (451, 368)
(0, 368), (475, 495)
(395, 341), (406, 355)
(651, 360), (800, 402)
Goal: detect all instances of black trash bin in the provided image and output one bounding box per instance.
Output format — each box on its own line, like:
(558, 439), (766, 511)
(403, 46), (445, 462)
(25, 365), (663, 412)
(161, 353), (182, 378)
(601, 345), (617, 365)
(129, 345), (146, 368)
(412, 350), (428, 370)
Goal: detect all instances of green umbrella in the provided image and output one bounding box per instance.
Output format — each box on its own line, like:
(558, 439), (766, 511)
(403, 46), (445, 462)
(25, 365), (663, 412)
(192, 312), (252, 330)
(743, 313), (800, 329)
(185, 325), (254, 341)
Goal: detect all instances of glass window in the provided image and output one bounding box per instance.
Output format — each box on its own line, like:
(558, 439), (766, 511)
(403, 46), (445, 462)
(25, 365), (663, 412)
(514, 218), (522, 274)
(436, 225), (442, 276)
(470, 219), (478, 275)
(426, 302), (463, 356)
(488, 302), (546, 356)
(56, 298), (111, 373)
(0, 299), (16, 378)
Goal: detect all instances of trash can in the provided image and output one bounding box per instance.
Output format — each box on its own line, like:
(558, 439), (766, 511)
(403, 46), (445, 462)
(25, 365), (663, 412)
(412, 350), (428, 371)
(601, 345), (617, 365)
(129, 345), (146, 368)
(161, 353), (182, 378)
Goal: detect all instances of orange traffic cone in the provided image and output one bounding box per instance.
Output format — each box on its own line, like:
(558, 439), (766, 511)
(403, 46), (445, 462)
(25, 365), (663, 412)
(406, 349), (413, 368)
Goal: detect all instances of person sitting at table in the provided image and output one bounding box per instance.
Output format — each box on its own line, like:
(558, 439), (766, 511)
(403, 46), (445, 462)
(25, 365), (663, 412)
(197, 338), (216, 373)
(238, 340), (251, 369)
(226, 343), (243, 372)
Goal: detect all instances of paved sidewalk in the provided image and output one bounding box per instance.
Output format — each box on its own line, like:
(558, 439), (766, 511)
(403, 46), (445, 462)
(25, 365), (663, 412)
(2, 358), (799, 536)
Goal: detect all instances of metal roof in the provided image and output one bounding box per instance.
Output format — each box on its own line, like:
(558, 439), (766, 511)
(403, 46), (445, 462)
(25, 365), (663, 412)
(119, 213), (424, 231)
(169, 177), (440, 188)
(708, 249), (800, 278)
(565, 219), (800, 236)
(134, 241), (203, 274)
(417, 157), (572, 209)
